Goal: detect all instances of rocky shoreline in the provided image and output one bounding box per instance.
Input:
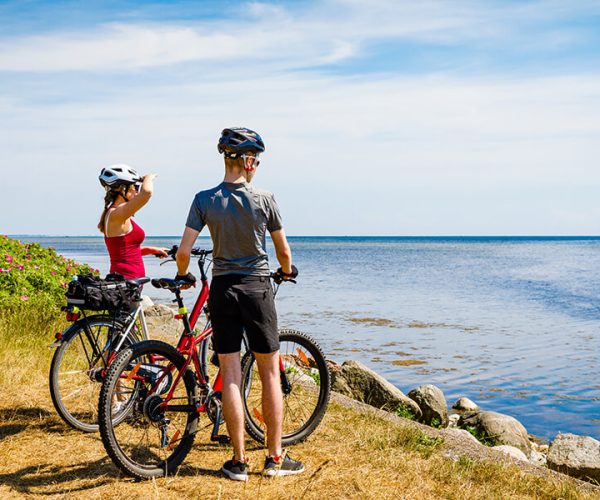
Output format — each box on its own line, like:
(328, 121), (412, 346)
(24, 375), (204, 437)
(142, 299), (600, 486)
(330, 358), (600, 485)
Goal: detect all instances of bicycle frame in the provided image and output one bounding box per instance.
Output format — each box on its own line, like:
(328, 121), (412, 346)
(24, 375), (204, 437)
(126, 251), (223, 422)
(124, 248), (293, 443)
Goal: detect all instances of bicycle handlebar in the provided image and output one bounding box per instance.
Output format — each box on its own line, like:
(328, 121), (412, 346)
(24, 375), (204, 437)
(157, 244), (297, 289)
(165, 245), (213, 258)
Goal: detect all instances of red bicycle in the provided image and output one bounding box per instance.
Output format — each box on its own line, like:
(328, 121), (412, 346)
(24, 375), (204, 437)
(98, 247), (330, 479)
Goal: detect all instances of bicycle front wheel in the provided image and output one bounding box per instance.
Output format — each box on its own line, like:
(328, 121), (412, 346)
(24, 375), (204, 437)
(49, 315), (133, 433)
(242, 329), (331, 446)
(98, 340), (199, 479)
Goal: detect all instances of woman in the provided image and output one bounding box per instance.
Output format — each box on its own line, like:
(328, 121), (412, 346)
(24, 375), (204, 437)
(98, 164), (168, 278)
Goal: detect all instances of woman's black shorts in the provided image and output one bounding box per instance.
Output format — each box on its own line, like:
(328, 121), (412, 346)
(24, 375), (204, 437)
(208, 274), (279, 354)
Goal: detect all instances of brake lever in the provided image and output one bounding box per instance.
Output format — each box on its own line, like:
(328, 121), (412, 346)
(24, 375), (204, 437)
(160, 258), (176, 266)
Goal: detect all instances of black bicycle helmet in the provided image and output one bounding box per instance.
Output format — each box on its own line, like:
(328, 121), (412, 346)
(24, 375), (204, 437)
(217, 127), (265, 157)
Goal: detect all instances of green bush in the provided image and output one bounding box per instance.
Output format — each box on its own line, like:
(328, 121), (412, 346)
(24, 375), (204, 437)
(0, 235), (97, 312)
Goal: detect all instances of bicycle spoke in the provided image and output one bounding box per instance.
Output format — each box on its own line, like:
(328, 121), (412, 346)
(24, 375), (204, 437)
(100, 342), (199, 477)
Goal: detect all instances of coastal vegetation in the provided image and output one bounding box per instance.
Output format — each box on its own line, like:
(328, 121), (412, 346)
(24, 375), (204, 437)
(0, 235), (596, 498)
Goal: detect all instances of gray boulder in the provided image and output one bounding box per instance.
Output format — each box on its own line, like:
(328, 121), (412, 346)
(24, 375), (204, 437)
(448, 414), (460, 428)
(408, 384), (449, 427)
(144, 303), (175, 317)
(140, 295), (154, 310)
(332, 360), (421, 419)
(547, 433), (600, 482)
(458, 410), (531, 456)
(143, 304), (181, 339)
(529, 449), (547, 467)
(444, 428), (481, 446)
(452, 397), (479, 412)
(492, 445), (528, 462)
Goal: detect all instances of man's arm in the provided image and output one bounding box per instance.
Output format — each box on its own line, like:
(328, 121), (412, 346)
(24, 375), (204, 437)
(270, 229), (292, 275)
(176, 226), (200, 276)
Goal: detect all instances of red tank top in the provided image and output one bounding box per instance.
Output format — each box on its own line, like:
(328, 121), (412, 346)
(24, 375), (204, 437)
(104, 218), (146, 279)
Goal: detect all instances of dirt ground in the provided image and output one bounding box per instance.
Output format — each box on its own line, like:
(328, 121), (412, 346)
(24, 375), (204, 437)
(1, 377), (598, 500)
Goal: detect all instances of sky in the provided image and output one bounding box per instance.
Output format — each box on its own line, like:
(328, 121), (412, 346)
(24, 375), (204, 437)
(1, 0), (600, 236)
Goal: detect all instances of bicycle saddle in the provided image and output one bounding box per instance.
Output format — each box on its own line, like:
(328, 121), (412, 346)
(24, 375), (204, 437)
(151, 278), (184, 290)
(127, 277), (151, 287)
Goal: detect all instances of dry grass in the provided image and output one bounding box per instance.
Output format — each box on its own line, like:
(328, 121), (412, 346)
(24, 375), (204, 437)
(0, 313), (596, 499)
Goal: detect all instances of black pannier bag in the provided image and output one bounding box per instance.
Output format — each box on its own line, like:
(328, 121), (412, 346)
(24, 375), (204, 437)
(65, 273), (142, 311)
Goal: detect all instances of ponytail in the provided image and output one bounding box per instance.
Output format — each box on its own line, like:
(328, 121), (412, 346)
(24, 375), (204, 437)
(98, 189), (122, 233)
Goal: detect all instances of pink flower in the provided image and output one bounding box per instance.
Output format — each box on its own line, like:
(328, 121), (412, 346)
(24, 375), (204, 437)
(5, 254), (13, 263)
(0, 268), (7, 273)
(34, 265), (40, 269)
(59, 282), (67, 289)
(51, 271), (57, 275)
(20, 295), (29, 301)
(15, 264), (23, 271)
(66, 267), (71, 271)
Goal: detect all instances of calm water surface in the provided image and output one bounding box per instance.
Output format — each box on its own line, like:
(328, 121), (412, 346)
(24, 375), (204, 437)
(19, 236), (600, 441)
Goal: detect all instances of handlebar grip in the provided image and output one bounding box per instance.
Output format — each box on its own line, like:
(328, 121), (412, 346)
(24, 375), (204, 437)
(166, 245), (179, 258)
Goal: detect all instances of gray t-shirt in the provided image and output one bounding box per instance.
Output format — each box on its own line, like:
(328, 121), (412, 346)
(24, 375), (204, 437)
(185, 181), (283, 276)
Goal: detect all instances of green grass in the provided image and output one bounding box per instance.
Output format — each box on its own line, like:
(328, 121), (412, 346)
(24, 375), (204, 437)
(395, 403), (417, 420)
(464, 424), (498, 447)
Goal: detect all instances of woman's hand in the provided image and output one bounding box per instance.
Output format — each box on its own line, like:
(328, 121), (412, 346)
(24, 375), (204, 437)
(142, 246), (170, 258)
(139, 173), (158, 196)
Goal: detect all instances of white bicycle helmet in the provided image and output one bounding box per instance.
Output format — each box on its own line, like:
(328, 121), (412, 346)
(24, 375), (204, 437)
(99, 164), (142, 189)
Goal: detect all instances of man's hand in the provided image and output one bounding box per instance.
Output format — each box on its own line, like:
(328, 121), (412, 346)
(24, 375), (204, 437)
(175, 272), (197, 289)
(274, 265), (298, 283)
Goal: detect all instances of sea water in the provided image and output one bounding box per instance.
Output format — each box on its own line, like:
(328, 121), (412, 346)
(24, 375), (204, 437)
(18, 235), (600, 441)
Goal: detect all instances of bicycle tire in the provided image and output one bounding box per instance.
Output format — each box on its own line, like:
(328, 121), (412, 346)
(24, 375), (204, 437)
(98, 340), (199, 479)
(49, 315), (135, 433)
(241, 329), (330, 446)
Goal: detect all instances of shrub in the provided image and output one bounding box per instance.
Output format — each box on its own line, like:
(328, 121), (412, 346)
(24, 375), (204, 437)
(0, 235), (97, 312)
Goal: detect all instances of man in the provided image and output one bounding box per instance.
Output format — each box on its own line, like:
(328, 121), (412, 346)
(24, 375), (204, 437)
(175, 127), (304, 481)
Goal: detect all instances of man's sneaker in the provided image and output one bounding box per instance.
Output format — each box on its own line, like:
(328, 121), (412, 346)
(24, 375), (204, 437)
(222, 458), (249, 481)
(262, 453), (305, 477)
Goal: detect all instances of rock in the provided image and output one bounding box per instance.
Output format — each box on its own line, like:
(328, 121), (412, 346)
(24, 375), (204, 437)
(458, 411), (531, 456)
(408, 384), (449, 428)
(144, 303), (175, 317)
(448, 414), (460, 428)
(333, 360), (421, 419)
(547, 433), (600, 482)
(492, 445), (528, 462)
(444, 428), (481, 446)
(530, 450), (547, 467)
(140, 295), (154, 310)
(452, 397), (479, 412)
(143, 304), (180, 339)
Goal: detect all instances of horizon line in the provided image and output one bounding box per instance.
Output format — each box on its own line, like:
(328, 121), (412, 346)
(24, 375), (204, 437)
(7, 234), (600, 239)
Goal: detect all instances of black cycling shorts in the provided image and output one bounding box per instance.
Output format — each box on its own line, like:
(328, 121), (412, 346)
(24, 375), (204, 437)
(208, 274), (279, 354)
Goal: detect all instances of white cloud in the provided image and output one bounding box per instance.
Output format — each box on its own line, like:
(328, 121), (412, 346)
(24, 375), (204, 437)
(0, 1), (598, 72)
(2, 71), (600, 235)
(2, 1), (600, 235)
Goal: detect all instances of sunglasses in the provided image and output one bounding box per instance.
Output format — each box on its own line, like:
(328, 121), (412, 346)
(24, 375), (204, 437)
(242, 154), (261, 167)
(133, 183), (141, 193)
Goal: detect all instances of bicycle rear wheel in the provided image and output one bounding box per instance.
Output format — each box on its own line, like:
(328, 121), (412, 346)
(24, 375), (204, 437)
(49, 315), (136, 432)
(98, 340), (199, 479)
(241, 329), (331, 446)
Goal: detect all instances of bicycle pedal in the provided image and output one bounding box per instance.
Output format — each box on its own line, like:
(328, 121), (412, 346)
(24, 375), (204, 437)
(210, 434), (231, 444)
